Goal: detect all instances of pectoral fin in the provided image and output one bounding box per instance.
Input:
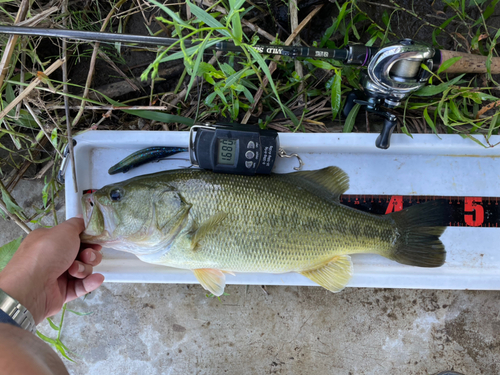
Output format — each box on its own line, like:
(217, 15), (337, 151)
(299, 255), (353, 293)
(193, 268), (226, 296)
(190, 212), (227, 251)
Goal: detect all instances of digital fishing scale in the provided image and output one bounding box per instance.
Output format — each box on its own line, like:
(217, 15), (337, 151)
(188, 123), (303, 175)
(188, 124), (279, 175)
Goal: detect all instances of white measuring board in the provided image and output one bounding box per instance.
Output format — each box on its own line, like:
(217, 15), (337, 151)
(65, 131), (500, 290)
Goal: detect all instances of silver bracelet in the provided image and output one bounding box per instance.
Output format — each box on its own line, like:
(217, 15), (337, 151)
(0, 288), (37, 334)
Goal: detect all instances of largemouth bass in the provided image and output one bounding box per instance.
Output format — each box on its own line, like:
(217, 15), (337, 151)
(81, 167), (446, 295)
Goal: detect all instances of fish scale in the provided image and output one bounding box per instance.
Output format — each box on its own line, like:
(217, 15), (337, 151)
(141, 170), (397, 272)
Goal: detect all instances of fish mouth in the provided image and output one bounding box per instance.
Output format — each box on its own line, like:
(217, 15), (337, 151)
(81, 192), (118, 240)
(81, 192), (102, 238)
(82, 193), (94, 229)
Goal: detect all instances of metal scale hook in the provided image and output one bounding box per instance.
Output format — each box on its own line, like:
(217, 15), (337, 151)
(278, 148), (304, 171)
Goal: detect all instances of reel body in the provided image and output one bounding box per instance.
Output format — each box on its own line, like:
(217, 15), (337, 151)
(345, 39), (436, 149)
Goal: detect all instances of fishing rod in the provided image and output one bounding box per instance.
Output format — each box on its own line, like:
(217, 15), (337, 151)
(0, 25), (355, 60)
(2, 26), (499, 149)
(2, 26), (498, 72)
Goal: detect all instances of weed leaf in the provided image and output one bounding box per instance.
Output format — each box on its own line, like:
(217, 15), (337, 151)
(245, 45), (285, 114)
(0, 236), (22, 271)
(0, 184), (23, 217)
(228, 0), (243, 44)
(306, 59), (335, 70)
(186, 31), (213, 98)
(423, 107), (440, 136)
(343, 103), (360, 133)
(415, 74), (465, 96)
(437, 56), (462, 74)
(46, 317), (60, 331)
(148, 0), (190, 27)
(488, 114), (499, 139)
(330, 71), (342, 121)
(188, 1), (230, 37)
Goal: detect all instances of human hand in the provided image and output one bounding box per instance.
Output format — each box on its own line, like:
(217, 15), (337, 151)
(0, 217), (104, 325)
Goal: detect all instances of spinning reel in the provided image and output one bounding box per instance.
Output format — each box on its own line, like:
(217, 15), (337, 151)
(343, 39), (438, 149)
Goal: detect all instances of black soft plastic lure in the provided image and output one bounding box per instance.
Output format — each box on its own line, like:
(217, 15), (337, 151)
(108, 146), (188, 175)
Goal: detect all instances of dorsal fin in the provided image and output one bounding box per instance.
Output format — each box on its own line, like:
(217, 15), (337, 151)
(284, 166), (349, 200)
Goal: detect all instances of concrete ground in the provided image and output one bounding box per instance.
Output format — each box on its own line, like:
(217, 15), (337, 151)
(1, 181), (499, 374)
(47, 285), (499, 375)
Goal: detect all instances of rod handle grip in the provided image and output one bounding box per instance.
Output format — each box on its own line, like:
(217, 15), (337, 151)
(438, 50), (500, 74)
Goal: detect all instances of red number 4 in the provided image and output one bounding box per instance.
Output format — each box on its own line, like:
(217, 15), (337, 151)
(464, 197), (484, 227)
(385, 196), (403, 214)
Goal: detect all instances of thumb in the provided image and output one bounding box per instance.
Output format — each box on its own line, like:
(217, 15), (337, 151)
(58, 216), (86, 235)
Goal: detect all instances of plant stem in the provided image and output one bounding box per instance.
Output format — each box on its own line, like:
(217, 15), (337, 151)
(72, 0), (128, 126)
(0, 59), (65, 121)
(0, 199), (31, 234)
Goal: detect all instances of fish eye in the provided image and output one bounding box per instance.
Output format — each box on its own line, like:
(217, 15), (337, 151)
(109, 188), (123, 201)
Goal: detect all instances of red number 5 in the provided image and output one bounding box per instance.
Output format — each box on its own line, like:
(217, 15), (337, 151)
(464, 197), (484, 227)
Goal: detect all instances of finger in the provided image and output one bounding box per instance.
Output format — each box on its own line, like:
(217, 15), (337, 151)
(80, 243), (102, 252)
(56, 217), (86, 236)
(65, 273), (105, 302)
(68, 260), (93, 279)
(78, 248), (103, 266)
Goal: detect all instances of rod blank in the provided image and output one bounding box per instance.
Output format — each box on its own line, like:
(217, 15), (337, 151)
(0, 25), (190, 47)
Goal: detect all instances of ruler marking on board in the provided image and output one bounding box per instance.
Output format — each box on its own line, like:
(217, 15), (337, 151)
(340, 194), (500, 228)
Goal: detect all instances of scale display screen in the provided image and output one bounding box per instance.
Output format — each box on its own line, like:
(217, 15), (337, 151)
(217, 138), (237, 165)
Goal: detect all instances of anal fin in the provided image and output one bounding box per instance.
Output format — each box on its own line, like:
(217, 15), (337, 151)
(193, 268), (226, 296)
(299, 255), (353, 293)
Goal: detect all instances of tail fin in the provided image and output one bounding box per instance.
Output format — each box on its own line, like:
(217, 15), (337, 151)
(386, 200), (447, 267)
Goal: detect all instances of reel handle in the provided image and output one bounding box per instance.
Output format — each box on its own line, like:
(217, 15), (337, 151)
(375, 117), (397, 150)
(342, 89), (398, 149)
